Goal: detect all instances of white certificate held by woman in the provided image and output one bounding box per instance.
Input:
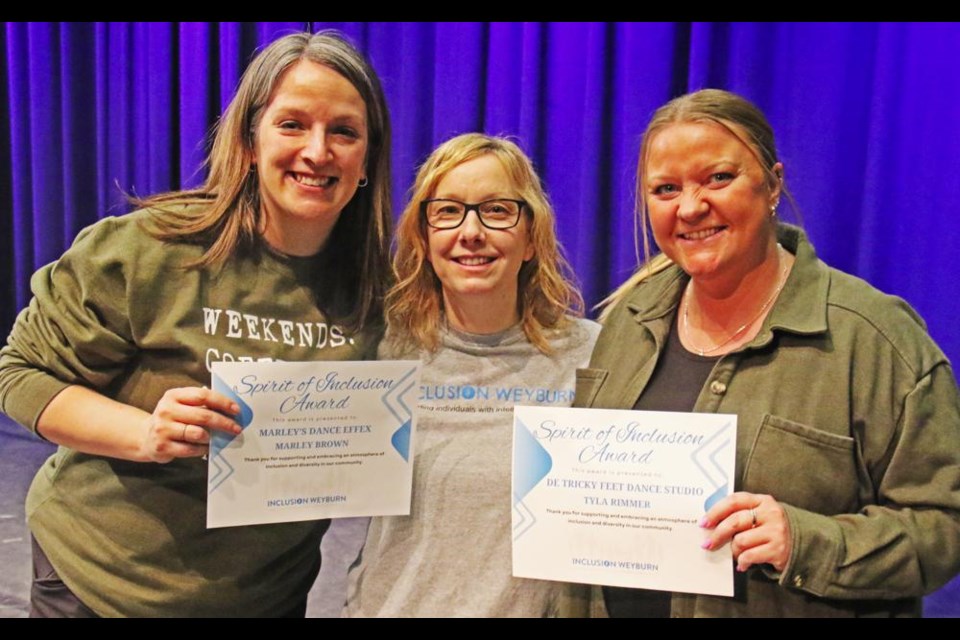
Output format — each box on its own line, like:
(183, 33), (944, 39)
(207, 360), (419, 528)
(512, 405), (736, 596)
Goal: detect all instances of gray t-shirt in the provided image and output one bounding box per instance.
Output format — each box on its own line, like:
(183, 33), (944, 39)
(345, 318), (600, 617)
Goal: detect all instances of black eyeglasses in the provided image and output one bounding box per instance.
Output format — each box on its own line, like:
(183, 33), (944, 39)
(420, 198), (527, 230)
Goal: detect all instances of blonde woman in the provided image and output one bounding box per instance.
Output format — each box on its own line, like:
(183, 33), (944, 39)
(346, 133), (599, 617)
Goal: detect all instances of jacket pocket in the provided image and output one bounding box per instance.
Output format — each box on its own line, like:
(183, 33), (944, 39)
(743, 414), (858, 515)
(574, 368), (608, 408)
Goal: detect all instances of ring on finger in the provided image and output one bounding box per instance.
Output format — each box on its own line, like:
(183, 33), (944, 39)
(181, 424), (188, 443)
(750, 508), (758, 528)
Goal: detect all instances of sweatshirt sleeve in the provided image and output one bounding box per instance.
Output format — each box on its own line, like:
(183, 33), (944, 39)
(779, 362), (960, 599)
(0, 217), (138, 432)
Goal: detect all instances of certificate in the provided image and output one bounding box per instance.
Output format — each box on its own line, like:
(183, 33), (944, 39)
(207, 360), (419, 528)
(512, 406), (736, 596)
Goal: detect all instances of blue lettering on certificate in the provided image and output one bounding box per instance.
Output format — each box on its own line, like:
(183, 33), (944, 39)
(571, 557), (658, 572)
(266, 495), (347, 507)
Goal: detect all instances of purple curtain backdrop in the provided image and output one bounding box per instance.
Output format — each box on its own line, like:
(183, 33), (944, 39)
(3, 21), (960, 615)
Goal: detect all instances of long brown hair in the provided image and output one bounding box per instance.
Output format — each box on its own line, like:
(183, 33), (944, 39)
(138, 30), (392, 330)
(388, 133), (584, 354)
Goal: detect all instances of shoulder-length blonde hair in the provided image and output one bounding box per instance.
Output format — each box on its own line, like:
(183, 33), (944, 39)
(138, 30), (392, 331)
(388, 133), (584, 354)
(599, 88), (796, 320)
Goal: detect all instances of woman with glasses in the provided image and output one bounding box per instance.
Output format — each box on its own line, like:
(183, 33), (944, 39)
(345, 133), (599, 617)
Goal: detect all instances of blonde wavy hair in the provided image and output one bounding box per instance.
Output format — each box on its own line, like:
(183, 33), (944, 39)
(136, 31), (392, 331)
(387, 133), (584, 354)
(599, 88), (796, 321)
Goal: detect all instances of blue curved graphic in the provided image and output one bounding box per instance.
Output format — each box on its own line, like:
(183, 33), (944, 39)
(391, 419), (411, 462)
(513, 417), (553, 503)
(380, 367), (417, 461)
(208, 374), (255, 494)
(703, 483), (730, 511)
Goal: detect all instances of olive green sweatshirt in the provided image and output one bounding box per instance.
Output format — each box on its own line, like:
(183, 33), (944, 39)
(0, 209), (379, 617)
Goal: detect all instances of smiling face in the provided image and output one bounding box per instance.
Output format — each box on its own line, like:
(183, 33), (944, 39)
(644, 120), (782, 287)
(254, 60), (368, 256)
(426, 154), (535, 328)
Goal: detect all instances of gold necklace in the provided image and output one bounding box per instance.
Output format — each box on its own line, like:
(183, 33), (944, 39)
(682, 246), (790, 356)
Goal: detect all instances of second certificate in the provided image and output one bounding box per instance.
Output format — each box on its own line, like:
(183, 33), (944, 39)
(513, 405), (736, 596)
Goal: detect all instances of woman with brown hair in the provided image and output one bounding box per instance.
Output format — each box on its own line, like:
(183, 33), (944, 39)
(0, 30), (392, 617)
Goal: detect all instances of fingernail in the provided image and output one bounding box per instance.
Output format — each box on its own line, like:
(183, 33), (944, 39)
(231, 403), (240, 414)
(699, 516), (709, 528)
(701, 539), (712, 550)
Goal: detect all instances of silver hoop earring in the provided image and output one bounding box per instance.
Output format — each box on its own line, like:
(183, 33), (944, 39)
(358, 177), (369, 188)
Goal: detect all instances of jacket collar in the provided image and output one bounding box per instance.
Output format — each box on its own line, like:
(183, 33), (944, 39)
(766, 224), (829, 337)
(623, 224), (830, 339)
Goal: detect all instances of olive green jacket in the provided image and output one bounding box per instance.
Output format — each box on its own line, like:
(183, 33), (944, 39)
(575, 225), (960, 617)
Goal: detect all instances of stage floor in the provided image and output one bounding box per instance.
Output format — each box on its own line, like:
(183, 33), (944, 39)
(0, 413), (365, 618)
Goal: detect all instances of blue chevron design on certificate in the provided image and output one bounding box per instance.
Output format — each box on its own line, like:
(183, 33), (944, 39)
(380, 367), (417, 461)
(689, 420), (733, 511)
